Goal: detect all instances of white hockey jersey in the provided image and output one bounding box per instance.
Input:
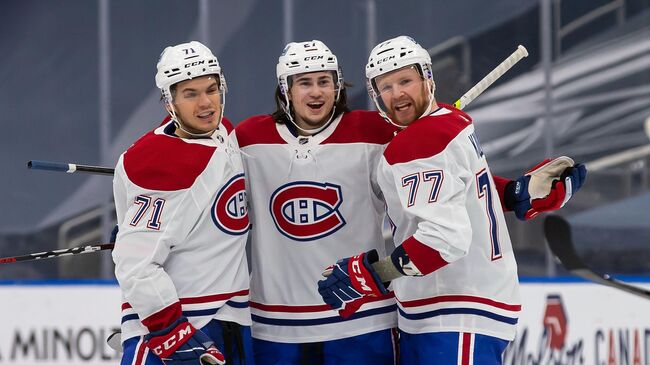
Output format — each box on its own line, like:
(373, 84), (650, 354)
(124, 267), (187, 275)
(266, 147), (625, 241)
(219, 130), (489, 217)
(112, 118), (252, 342)
(377, 106), (521, 341)
(236, 111), (398, 343)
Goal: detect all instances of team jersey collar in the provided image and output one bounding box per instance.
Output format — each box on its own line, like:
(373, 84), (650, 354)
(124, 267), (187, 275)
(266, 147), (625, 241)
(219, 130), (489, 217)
(155, 120), (226, 147)
(276, 112), (344, 147)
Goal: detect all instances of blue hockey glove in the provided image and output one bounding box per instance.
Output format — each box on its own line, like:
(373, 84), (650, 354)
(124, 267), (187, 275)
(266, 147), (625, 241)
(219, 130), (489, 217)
(144, 317), (225, 365)
(318, 249), (388, 318)
(506, 156), (587, 220)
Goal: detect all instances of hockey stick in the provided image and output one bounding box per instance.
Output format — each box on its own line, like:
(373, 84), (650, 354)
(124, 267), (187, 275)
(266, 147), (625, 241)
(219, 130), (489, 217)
(454, 45), (528, 110)
(543, 214), (650, 300)
(27, 160), (115, 175)
(26, 46), (530, 179)
(0, 243), (115, 264)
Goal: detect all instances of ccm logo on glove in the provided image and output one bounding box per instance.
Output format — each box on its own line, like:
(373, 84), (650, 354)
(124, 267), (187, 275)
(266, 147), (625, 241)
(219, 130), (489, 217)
(351, 256), (374, 293)
(149, 323), (195, 356)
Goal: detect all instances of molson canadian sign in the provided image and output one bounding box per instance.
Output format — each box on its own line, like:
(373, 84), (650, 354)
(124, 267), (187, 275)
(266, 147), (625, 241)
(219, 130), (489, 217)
(505, 280), (650, 365)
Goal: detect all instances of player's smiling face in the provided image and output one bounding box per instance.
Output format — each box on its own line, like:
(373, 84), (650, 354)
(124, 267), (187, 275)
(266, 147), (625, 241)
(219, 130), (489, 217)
(374, 65), (430, 126)
(288, 71), (336, 132)
(170, 75), (222, 138)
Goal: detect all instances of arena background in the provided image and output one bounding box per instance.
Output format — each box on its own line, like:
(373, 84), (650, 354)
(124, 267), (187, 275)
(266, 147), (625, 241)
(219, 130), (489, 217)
(0, 0), (649, 363)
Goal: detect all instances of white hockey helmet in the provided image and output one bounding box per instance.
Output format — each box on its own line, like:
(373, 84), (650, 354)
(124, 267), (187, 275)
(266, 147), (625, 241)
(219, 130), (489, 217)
(155, 41), (227, 136)
(276, 40), (344, 134)
(155, 40), (227, 104)
(365, 36), (435, 126)
(276, 40), (342, 94)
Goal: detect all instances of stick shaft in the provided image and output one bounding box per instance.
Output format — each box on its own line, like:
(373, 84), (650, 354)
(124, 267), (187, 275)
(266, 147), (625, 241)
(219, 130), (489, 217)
(454, 45), (529, 110)
(0, 243), (115, 264)
(28, 160), (115, 175)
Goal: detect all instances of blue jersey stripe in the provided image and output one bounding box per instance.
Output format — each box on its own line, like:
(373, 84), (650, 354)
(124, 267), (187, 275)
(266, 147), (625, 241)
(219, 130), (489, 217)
(225, 300), (250, 309)
(398, 307), (518, 325)
(252, 304), (396, 326)
(121, 300), (249, 323)
(121, 313), (139, 324)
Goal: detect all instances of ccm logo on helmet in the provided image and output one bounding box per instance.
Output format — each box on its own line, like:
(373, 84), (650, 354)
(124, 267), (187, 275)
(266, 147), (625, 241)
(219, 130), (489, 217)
(270, 181), (346, 241)
(304, 55), (324, 61)
(185, 60), (206, 68)
(376, 55), (396, 64)
(211, 173), (250, 235)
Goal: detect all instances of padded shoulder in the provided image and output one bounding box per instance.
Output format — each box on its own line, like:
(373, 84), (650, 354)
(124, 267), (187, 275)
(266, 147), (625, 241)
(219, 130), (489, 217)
(220, 117), (234, 134)
(384, 106), (472, 165)
(123, 131), (216, 191)
(235, 115), (285, 147)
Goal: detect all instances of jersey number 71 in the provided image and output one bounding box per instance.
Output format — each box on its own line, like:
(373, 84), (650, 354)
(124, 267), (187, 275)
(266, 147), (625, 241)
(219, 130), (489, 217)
(129, 195), (166, 230)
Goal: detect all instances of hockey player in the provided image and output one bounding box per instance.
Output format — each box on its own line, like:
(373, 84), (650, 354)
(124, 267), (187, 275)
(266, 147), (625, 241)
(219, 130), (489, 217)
(235, 40), (399, 365)
(317, 36), (587, 365)
(112, 41), (254, 365)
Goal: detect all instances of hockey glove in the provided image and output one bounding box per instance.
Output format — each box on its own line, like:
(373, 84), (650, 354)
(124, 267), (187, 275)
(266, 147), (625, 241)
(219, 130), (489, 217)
(506, 156), (587, 220)
(317, 249), (388, 318)
(144, 317), (225, 365)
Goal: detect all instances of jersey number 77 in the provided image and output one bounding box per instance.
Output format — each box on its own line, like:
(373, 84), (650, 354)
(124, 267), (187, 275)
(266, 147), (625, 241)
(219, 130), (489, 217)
(401, 168), (502, 261)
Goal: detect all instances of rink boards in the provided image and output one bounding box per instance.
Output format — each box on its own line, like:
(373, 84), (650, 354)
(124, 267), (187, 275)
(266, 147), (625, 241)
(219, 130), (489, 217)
(0, 278), (649, 364)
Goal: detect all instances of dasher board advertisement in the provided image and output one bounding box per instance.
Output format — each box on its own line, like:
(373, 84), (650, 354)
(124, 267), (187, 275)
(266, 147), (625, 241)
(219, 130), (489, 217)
(505, 278), (650, 365)
(1, 279), (649, 364)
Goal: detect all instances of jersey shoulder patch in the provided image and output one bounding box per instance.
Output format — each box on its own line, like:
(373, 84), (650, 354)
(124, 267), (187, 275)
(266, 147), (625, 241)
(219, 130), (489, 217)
(323, 110), (398, 145)
(123, 131), (216, 191)
(235, 115), (285, 147)
(384, 107), (472, 165)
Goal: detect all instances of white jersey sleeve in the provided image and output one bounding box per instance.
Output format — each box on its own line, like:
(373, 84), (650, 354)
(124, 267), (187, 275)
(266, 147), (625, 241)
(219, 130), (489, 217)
(387, 147), (473, 264)
(377, 106), (520, 340)
(113, 119), (251, 337)
(113, 156), (206, 328)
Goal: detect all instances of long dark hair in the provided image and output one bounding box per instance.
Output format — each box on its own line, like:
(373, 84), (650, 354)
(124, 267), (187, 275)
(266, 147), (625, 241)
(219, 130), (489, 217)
(271, 76), (352, 125)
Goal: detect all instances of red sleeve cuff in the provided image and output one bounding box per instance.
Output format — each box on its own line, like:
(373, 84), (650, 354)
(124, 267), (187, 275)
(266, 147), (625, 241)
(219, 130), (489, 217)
(492, 175), (511, 212)
(402, 236), (448, 275)
(141, 302), (182, 332)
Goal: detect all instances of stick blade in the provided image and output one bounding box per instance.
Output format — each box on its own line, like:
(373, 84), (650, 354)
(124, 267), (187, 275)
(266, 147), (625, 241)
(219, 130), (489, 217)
(544, 214), (650, 300)
(543, 215), (585, 271)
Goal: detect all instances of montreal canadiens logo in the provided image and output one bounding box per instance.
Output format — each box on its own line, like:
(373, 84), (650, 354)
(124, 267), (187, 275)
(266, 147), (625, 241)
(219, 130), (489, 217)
(269, 181), (346, 241)
(211, 173), (250, 235)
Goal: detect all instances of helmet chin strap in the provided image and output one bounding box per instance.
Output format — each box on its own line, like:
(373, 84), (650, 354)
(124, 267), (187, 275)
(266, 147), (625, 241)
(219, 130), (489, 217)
(282, 86), (341, 136)
(417, 81), (437, 119)
(286, 106), (337, 136)
(166, 102), (222, 138)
